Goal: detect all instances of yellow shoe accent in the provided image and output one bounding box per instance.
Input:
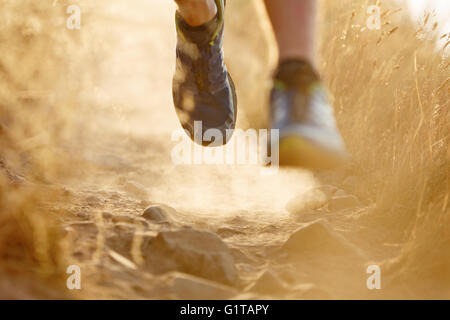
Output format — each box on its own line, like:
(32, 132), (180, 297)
(279, 135), (347, 170)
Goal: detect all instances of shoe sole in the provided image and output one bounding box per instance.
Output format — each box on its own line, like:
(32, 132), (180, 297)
(278, 135), (347, 170)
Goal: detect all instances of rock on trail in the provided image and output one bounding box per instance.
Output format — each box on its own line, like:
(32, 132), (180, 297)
(142, 205), (173, 223)
(281, 219), (364, 259)
(143, 229), (238, 285)
(247, 269), (291, 295)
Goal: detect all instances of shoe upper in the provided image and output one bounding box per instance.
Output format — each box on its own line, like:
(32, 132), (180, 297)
(172, 0), (236, 147)
(270, 59), (347, 156)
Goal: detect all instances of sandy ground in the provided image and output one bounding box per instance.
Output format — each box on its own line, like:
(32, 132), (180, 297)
(50, 0), (407, 299)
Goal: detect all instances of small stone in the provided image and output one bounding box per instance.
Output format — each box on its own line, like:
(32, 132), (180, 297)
(142, 206), (168, 223)
(281, 219), (362, 258)
(72, 250), (85, 259)
(168, 272), (237, 300)
(144, 229), (238, 285)
(86, 195), (101, 207)
(286, 188), (328, 214)
(328, 195), (361, 211)
(102, 212), (113, 220)
(75, 211), (88, 219)
(247, 269), (290, 295)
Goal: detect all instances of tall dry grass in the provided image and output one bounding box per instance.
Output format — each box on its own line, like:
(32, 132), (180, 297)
(228, 0), (449, 297)
(318, 0), (449, 295)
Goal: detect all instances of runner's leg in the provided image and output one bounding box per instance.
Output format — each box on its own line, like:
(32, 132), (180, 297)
(264, 0), (317, 64)
(174, 0), (217, 27)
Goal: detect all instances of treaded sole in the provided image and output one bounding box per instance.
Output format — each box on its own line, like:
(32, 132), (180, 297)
(278, 135), (347, 170)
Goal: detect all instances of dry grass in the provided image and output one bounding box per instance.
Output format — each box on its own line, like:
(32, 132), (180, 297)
(0, 0), (93, 298)
(229, 0), (449, 297)
(320, 0), (449, 296)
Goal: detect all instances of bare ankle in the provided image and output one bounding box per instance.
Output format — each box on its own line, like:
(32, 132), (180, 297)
(175, 0), (217, 27)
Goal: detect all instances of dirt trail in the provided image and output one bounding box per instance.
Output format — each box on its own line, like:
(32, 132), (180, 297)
(54, 0), (405, 299)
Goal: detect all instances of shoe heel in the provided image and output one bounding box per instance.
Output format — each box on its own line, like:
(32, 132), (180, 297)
(279, 135), (347, 170)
